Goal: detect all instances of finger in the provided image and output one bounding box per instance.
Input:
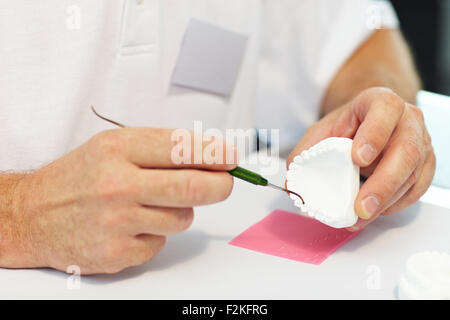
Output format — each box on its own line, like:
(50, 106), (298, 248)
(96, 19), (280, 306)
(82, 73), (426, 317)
(378, 154), (426, 213)
(348, 171), (417, 232)
(286, 99), (354, 167)
(378, 173), (416, 212)
(360, 154), (381, 178)
(131, 207), (194, 236)
(335, 88), (406, 167)
(101, 128), (240, 170)
(129, 234), (167, 266)
(136, 169), (234, 207)
(347, 212), (380, 232)
(354, 108), (425, 220)
(348, 152), (435, 232)
(381, 151), (436, 215)
(287, 88), (404, 168)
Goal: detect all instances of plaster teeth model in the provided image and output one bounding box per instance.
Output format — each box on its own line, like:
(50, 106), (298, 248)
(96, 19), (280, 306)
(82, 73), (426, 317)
(286, 137), (359, 228)
(398, 251), (450, 300)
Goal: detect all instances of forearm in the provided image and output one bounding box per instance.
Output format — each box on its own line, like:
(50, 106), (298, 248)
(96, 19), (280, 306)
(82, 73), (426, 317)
(321, 29), (422, 116)
(0, 173), (37, 268)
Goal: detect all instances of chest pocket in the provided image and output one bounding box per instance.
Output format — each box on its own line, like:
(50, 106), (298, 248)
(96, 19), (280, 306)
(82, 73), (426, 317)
(119, 0), (159, 55)
(170, 19), (248, 98)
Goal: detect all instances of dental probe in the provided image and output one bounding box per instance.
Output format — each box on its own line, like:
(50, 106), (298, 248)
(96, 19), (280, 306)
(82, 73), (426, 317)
(91, 106), (305, 204)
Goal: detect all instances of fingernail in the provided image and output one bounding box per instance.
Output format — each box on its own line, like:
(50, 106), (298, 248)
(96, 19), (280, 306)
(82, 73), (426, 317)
(347, 226), (360, 232)
(360, 195), (380, 219)
(357, 144), (377, 165)
(348, 219), (369, 232)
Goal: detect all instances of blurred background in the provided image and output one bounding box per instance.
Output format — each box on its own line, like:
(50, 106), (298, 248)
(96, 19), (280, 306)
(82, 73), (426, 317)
(391, 0), (450, 95)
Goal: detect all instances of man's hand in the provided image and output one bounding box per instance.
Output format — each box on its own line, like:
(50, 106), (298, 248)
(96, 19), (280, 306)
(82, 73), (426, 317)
(288, 87), (436, 231)
(3, 128), (238, 274)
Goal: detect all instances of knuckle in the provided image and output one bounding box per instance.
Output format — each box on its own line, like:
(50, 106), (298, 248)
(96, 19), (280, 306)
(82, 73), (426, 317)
(381, 91), (405, 113)
(90, 130), (127, 156)
(134, 248), (154, 265)
(100, 211), (126, 229)
(405, 170), (434, 207)
(377, 180), (398, 201)
(135, 237), (166, 265)
(104, 266), (126, 274)
(103, 261), (132, 274)
(370, 127), (391, 148)
(182, 174), (205, 204)
(94, 171), (137, 200)
(156, 235), (167, 250)
(430, 151), (437, 170)
(421, 130), (432, 153)
(406, 188), (422, 205)
(402, 140), (422, 168)
(101, 241), (128, 262)
(408, 104), (425, 122)
(424, 133), (432, 148)
(137, 253), (153, 266)
(406, 170), (418, 186)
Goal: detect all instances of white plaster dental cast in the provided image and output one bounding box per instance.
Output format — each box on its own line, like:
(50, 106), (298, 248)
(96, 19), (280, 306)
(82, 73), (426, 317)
(286, 137), (359, 228)
(398, 251), (450, 300)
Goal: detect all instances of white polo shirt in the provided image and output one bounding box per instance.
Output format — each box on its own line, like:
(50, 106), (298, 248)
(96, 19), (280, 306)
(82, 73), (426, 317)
(0, 0), (398, 171)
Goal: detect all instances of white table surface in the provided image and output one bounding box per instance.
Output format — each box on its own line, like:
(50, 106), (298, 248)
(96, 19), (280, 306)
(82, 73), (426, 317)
(1, 154), (450, 300)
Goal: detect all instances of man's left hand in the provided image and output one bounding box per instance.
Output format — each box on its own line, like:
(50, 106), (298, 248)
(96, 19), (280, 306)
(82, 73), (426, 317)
(287, 87), (436, 231)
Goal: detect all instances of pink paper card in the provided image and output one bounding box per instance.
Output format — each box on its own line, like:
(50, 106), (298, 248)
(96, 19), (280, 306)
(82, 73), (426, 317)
(229, 210), (360, 265)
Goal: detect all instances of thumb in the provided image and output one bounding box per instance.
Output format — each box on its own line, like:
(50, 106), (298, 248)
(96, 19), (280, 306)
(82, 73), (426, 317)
(287, 103), (351, 168)
(287, 122), (335, 168)
(333, 87), (406, 168)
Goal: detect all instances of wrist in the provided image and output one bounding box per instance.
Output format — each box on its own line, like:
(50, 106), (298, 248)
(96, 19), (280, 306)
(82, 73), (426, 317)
(0, 173), (47, 269)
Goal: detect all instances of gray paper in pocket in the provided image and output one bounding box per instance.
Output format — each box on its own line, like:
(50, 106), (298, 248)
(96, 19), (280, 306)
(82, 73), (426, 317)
(171, 19), (248, 98)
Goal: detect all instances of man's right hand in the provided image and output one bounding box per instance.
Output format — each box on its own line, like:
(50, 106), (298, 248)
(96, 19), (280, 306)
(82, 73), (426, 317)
(2, 128), (238, 274)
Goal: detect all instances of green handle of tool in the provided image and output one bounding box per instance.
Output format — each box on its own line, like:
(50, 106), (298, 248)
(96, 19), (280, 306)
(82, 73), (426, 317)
(228, 167), (268, 186)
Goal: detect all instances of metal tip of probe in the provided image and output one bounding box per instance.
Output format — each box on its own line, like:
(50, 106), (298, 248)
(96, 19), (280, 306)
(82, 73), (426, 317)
(91, 106), (126, 128)
(267, 183), (305, 205)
